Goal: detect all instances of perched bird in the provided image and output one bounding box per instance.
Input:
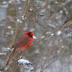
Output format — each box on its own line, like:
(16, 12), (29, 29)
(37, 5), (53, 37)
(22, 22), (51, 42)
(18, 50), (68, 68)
(6, 31), (33, 65)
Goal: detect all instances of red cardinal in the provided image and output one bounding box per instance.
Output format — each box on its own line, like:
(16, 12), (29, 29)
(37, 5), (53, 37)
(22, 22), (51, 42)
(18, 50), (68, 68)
(6, 31), (33, 65)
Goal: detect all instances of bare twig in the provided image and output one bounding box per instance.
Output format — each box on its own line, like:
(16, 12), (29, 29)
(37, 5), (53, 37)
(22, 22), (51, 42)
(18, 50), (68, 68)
(44, 52), (72, 70)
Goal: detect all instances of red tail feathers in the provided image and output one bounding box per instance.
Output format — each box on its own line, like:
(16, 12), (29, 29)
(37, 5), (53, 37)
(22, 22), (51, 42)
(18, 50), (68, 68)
(6, 49), (16, 65)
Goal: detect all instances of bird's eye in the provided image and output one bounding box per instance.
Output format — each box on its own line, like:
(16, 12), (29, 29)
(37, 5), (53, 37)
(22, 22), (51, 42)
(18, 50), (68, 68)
(28, 32), (33, 37)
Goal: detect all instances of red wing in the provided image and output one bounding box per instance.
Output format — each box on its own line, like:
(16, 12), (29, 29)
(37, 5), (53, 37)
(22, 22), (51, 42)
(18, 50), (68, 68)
(14, 35), (29, 49)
